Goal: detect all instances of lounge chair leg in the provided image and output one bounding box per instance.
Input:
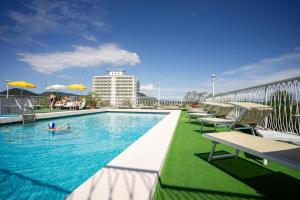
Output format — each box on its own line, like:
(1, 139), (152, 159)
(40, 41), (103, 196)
(235, 149), (240, 158)
(251, 128), (256, 135)
(263, 159), (268, 165)
(208, 141), (217, 162)
(200, 121), (204, 133)
(214, 123), (217, 131)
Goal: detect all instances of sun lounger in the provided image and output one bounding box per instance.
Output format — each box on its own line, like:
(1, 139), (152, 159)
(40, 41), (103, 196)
(203, 131), (300, 170)
(188, 102), (234, 122)
(187, 103), (217, 119)
(198, 102), (273, 133)
(187, 108), (205, 113)
(256, 129), (300, 145)
(54, 103), (65, 109)
(64, 102), (76, 110)
(79, 101), (86, 110)
(188, 112), (214, 119)
(187, 102), (217, 113)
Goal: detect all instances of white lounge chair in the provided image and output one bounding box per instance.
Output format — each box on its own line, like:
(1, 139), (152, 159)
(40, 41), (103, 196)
(64, 102), (76, 110)
(79, 101), (86, 110)
(187, 102), (231, 122)
(198, 102), (273, 133)
(187, 104), (209, 113)
(54, 102), (65, 109)
(256, 129), (300, 145)
(203, 131), (300, 169)
(188, 102), (234, 123)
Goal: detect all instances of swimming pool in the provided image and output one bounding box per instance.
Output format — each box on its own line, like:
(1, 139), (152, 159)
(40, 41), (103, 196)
(0, 114), (19, 118)
(0, 112), (166, 199)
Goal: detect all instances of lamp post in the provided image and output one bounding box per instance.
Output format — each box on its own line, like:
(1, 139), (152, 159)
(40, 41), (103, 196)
(158, 82), (161, 107)
(211, 74), (216, 101)
(6, 80), (9, 99)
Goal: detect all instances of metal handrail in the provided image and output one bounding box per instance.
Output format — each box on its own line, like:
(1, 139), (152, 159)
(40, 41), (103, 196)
(213, 76), (300, 97)
(205, 76), (300, 134)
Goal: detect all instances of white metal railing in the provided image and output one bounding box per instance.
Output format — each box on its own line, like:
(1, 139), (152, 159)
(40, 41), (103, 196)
(0, 95), (48, 115)
(205, 76), (300, 134)
(137, 96), (184, 109)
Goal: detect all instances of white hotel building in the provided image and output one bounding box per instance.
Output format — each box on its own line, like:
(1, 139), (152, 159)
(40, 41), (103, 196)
(92, 70), (139, 107)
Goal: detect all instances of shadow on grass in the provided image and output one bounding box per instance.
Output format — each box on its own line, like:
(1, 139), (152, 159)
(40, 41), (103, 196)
(243, 152), (266, 165)
(195, 151), (300, 199)
(197, 124), (226, 134)
(184, 121), (203, 125)
(155, 177), (263, 200)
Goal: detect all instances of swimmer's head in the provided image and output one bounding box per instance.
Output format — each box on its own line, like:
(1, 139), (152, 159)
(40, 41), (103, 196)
(48, 122), (55, 129)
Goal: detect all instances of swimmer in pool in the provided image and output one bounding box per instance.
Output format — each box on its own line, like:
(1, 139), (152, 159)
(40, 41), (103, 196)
(48, 122), (70, 131)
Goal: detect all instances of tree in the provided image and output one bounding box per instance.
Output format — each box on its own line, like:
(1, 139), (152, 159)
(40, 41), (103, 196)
(85, 92), (102, 108)
(184, 91), (206, 104)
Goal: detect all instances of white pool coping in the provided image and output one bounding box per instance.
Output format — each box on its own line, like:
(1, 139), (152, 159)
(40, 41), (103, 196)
(0, 109), (105, 124)
(66, 110), (181, 200)
(0, 108), (171, 125)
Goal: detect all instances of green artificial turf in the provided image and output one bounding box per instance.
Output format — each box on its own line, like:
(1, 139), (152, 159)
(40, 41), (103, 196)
(153, 111), (300, 200)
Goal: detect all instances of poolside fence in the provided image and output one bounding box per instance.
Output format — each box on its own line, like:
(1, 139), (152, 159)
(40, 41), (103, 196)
(205, 76), (300, 134)
(137, 96), (184, 109)
(0, 95), (47, 115)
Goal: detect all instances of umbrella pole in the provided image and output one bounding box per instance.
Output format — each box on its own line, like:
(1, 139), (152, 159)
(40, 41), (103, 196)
(6, 80), (9, 99)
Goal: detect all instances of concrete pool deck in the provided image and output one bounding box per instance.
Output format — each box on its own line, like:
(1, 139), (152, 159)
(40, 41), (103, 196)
(66, 110), (181, 200)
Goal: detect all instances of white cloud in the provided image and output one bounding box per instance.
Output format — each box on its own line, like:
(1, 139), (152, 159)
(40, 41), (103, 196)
(7, 10), (58, 34)
(201, 51), (300, 94)
(207, 68), (300, 93)
(82, 34), (97, 42)
(146, 51), (300, 99)
(94, 21), (106, 28)
(140, 84), (154, 91)
(1, 0), (107, 45)
(17, 43), (140, 74)
(223, 51), (300, 76)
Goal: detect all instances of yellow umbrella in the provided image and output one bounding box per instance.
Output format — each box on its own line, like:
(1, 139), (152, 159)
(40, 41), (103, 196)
(7, 81), (37, 96)
(66, 84), (87, 95)
(7, 81), (37, 88)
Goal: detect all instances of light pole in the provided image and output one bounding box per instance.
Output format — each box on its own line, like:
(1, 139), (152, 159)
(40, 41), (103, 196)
(6, 80), (9, 99)
(211, 74), (216, 101)
(158, 82), (161, 107)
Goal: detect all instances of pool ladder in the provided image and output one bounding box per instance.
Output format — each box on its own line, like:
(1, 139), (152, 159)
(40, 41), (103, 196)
(22, 113), (36, 125)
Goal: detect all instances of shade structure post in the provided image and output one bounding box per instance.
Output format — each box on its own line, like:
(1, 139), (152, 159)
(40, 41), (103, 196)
(6, 80), (9, 99)
(211, 74), (216, 101)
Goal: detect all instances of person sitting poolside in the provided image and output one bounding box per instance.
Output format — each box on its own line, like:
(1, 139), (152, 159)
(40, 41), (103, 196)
(49, 95), (56, 111)
(48, 122), (70, 132)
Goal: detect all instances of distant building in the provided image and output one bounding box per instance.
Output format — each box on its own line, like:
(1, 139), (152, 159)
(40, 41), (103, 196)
(93, 70), (139, 107)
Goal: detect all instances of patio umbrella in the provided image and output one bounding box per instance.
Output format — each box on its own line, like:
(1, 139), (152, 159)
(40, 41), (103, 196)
(46, 84), (66, 98)
(66, 84), (87, 95)
(45, 84), (66, 91)
(7, 81), (37, 96)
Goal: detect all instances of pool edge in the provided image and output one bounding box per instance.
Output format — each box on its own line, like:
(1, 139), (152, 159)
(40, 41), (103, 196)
(0, 109), (171, 125)
(66, 110), (181, 200)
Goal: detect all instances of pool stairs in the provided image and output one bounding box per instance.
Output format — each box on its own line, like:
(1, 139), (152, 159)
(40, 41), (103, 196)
(22, 113), (36, 125)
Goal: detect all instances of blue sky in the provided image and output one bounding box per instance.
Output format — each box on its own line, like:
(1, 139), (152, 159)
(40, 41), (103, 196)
(1, 0), (300, 99)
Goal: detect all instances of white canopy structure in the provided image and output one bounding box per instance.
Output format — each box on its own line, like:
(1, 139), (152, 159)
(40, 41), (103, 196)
(46, 84), (66, 91)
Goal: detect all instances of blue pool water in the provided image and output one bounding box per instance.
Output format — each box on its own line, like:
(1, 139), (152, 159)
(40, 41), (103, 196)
(0, 112), (165, 199)
(0, 114), (18, 118)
